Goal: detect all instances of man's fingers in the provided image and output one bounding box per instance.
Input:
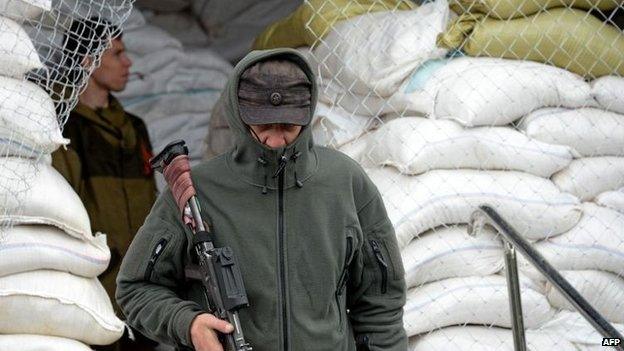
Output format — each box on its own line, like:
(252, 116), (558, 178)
(203, 331), (224, 351)
(205, 314), (235, 334)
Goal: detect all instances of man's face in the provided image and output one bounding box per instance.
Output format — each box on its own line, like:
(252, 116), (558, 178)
(90, 38), (131, 92)
(249, 123), (302, 148)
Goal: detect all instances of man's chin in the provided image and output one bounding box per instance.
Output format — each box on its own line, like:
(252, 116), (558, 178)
(265, 138), (288, 149)
(109, 83), (128, 93)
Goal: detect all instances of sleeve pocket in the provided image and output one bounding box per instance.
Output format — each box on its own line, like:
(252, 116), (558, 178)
(370, 227), (404, 281)
(139, 228), (175, 284)
(379, 235), (405, 281)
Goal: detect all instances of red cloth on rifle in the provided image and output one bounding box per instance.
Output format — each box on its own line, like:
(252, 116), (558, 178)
(163, 155), (196, 219)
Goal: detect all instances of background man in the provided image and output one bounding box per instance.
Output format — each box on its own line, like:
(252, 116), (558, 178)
(52, 18), (158, 351)
(117, 48), (406, 351)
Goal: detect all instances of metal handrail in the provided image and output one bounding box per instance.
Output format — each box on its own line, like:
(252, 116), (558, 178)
(469, 204), (624, 351)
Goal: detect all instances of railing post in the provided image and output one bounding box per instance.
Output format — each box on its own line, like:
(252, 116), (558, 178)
(469, 205), (624, 351)
(503, 242), (527, 351)
(470, 210), (527, 351)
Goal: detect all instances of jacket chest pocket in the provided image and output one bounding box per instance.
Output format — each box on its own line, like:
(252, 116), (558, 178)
(335, 229), (359, 330)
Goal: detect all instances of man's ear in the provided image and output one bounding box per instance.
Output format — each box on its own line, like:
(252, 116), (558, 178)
(82, 55), (94, 69)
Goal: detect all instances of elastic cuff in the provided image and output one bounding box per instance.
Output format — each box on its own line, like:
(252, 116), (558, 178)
(173, 305), (204, 347)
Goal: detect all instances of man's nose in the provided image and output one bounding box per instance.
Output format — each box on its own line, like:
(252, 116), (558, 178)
(122, 54), (132, 68)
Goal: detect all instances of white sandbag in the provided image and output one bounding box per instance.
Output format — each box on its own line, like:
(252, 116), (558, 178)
(552, 157), (624, 201)
(403, 275), (554, 336)
(592, 76), (624, 115)
(367, 167), (582, 249)
(0, 334), (93, 351)
(0, 225), (109, 278)
(402, 225), (504, 288)
(368, 117), (576, 176)
(399, 57), (593, 126)
(135, 0), (189, 12)
(191, 0), (307, 61)
(317, 77), (409, 118)
(123, 89), (222, 162)
(122, 8), (146, 31)
(0, 0), (51, 20)
(536, 310), (624, 347)
(311, 102), (379, 148)
(519, 107), (624, 157)
(144, 10), (209, 47)
(520, 203), (624, 278)
(0, 16), (43, 78)
(408, 326), (575, 351)
(337, 133), (375, 168)
(0, 76), (68, 156)
(595, 188), (624, 214)
(314, 0), (449, 98)
(122, 23), (182, 56)
(118, 44), (231, 100)
(0, 270), (125, 345)
(117, 24), (184, 99)
(546, 270), (624, 324)
(576, 344), (620, 351)
(0, 158), (92, 240)
(136, 0), (191, 12)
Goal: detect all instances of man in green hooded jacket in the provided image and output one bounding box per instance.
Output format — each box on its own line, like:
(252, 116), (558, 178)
(116, 48), (407, 351)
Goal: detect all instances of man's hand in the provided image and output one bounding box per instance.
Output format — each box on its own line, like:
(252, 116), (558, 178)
(190, 313), (234, 351)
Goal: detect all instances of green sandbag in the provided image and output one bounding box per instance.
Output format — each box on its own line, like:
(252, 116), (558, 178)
(449, 0), (619, 19)
(437, 7), (624, 79)
(253, 0), (416, 50)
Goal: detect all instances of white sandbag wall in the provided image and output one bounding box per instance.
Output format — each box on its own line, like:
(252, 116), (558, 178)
(0, 2), (133, 349)
(293, 0), (624, 348)
(116, 8), (233, 172)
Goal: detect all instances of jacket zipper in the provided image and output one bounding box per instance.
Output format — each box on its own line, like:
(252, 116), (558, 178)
(278, 171), (289, 351)
(144, 238), (168, 281)
(335, 236), (353, 331)
(369, 239), (388, 294)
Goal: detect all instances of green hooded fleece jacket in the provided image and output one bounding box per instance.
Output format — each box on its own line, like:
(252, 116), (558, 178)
(116, 48), (407, 351)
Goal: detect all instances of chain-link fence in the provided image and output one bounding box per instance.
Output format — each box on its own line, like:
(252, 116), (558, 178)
(0, 0), (133, 234)
(2, 0), (623, 349)
(0, 0), (133, 347)
(254, 0), (624, 349)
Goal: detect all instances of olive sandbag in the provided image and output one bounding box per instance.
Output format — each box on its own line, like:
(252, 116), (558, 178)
(449, 0), (619, 19)
(252, 0), (415, 49)
(437, 7), (624, 79)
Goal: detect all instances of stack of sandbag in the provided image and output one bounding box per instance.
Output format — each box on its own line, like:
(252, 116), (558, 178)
(189, 0), (302, 62)
(409, 325), (577, 350)
(253, 0), (621, 345)
(438, 0), (624, 79)
(115, 8), (232, 171)
(344, 75), (621, 350)
(512, 78), (624, 348)
(311, 0), (451, 115)
(533, 310), (624, 350)
(518, 77), (624, 205)
(516, 203), (624, 342)
(0, 3), (124, 350)
(308, 0), (603, 129)
(350, 117), (581, 249)
(338, 115), (581, 346)
(253, 0), (416, 51)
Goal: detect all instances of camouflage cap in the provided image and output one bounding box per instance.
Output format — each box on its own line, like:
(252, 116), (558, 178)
(237, 59), (312, 126)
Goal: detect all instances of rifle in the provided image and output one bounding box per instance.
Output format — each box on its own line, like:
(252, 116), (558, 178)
(150, 140), (252, 351)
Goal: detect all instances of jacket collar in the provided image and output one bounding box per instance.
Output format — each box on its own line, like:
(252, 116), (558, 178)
(73, 95), (128, 131)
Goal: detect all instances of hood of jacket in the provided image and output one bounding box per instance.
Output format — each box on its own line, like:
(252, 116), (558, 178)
(221, 48), (319, 192)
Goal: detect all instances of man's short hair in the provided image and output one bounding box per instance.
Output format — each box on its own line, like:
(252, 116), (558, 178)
(63, 16), (122, 66)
